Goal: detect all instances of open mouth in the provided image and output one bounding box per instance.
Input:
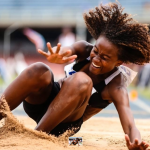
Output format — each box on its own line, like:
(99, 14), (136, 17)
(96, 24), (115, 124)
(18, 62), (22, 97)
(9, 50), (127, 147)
(92, 62), (101, 68)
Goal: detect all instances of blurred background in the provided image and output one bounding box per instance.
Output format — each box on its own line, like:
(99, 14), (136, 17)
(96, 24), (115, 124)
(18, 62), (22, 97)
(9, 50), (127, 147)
(0, 0), (150, 118)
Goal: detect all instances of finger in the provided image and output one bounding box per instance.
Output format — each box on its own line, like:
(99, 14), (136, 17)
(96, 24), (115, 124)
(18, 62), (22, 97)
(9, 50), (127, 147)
(140, 141), (146, 147)
(38, 49), (49, 57)
(63, 55), (77, 61)
(47, 42), (54, 54)
(140, 141), (149, 149)
(56, 43), (61, 54)
(61, 50), (72, 57)
(144, 144), (149, 149)
(134, 138), (139, 145)
(63, 55), (77, 63)
(125, 134), (131, 147)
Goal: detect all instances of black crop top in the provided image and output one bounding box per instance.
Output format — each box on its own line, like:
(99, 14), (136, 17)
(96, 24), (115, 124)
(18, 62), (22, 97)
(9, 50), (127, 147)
(73, 59), (111, 109)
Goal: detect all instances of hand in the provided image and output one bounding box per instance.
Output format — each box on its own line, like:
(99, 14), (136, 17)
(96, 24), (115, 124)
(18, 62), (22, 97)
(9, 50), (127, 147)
(38, 42), (77, 64)
(125, 134), (150, 150)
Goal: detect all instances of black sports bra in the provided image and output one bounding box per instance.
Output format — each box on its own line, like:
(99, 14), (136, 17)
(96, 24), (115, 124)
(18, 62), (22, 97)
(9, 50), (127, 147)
(73, 59), (111, 108)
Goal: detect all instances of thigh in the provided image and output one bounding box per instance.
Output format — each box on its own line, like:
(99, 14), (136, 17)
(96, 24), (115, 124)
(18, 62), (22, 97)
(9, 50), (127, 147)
(61, 102), (88, 123)
(25, 64), (54, 105)
(61, 73), (92, 123)
(3, 62), (54, 110)
(23, 82), (61, 123)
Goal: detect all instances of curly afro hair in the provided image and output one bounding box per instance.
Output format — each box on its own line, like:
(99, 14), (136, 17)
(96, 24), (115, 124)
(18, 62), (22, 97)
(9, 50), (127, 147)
(83, 2), (150, 65)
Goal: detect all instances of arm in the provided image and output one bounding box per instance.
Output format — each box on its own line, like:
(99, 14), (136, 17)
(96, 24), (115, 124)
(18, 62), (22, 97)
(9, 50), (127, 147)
(38, 41), (93, 64)
(111, 86), (140, 142)
(60, 40), (93, 60)
(83, 105), (102, 122)
(109, 83), (149, 150)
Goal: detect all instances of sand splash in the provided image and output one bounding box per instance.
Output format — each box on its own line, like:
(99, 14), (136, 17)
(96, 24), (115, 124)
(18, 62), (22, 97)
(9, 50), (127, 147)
(0, 96), (75, 149)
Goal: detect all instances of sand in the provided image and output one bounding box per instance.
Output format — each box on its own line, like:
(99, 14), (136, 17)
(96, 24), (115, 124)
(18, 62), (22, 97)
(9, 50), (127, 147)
(0, 97), (150, 150)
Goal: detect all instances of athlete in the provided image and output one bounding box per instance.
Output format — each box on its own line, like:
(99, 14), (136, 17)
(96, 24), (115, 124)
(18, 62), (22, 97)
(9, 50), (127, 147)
(0, 2), (150, 150)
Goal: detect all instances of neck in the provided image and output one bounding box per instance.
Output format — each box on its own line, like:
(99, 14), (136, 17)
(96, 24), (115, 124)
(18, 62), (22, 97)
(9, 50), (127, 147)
(88, 67), (118, 84)
(101, 67), (118, 79)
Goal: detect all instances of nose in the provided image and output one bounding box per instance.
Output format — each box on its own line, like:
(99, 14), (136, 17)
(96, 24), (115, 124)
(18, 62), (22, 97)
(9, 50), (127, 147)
(93, 55), (101, 63)
(92, 56), (101, 66)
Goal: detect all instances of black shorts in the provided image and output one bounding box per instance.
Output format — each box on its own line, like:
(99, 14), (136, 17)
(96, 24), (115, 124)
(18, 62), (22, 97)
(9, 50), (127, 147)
(23, 82), (83, 137)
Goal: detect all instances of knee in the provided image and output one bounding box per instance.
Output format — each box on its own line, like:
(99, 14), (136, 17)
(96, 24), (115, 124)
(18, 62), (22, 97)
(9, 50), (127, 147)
(22, 62), (53, 88)
(74, 72), (93, 92)
(65, 72), (93, 93)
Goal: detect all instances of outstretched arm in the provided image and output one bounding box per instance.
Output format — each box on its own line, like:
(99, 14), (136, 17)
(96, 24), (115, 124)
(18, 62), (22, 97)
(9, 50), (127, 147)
(110, 85), (149, 150)
(38, 41), (93, 64)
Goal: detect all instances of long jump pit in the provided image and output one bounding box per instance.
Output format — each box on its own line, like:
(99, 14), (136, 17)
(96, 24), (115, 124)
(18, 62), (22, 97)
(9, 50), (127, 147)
(0, 97), (150, 150)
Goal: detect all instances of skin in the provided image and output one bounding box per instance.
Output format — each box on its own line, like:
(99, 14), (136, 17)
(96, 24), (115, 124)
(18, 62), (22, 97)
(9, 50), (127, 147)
(0, 35), (149, 150)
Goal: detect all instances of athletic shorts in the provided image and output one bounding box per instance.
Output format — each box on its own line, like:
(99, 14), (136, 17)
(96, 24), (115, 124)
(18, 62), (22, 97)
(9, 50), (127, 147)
(23, 82), (83, 137)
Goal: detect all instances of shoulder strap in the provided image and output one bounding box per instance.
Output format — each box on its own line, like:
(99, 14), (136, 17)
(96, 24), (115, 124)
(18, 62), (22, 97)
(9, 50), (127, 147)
(73, 59), (89, 71)
(105, 69), (120, 85)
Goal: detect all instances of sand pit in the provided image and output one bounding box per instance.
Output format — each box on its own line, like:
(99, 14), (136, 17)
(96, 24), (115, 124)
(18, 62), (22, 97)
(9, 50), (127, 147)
(0, 98), (150, 150)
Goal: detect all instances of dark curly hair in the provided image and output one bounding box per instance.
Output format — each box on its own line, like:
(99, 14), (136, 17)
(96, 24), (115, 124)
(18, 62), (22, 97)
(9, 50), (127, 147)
(83, 2), (150, 65)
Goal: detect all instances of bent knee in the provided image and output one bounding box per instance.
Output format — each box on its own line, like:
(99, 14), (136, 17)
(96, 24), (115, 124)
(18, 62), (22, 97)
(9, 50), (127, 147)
(22, 62), (53, 88)
(65, 72), (93, 92)
(25, 62), (52, 77)
(73, 72), (92, 87)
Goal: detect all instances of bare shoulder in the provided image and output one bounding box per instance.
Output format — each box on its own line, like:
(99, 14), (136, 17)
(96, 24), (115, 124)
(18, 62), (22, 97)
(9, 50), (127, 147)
(71, 40), (93, 60)
(107, 73), (129, 104)
(72, 40), (93, 50)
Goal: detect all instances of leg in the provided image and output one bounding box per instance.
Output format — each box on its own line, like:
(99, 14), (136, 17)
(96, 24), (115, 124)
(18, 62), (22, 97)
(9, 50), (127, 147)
(0, 62), (54, 111)
(35, 72), (93, 133)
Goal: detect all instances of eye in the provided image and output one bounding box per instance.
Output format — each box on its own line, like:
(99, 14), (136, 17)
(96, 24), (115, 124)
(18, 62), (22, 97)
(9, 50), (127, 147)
(94, 49), (98, 54)
(101, 55), (108, 60)
(93, 47), (98, 54)
(102, 57), (106, 60)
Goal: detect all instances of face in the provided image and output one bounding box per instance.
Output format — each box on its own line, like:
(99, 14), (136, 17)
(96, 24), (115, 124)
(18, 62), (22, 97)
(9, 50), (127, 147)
(89, 35), (122, 76)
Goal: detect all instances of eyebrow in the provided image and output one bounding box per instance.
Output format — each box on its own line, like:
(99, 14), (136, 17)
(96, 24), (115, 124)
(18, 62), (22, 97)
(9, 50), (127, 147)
(94, 45), (111, 58)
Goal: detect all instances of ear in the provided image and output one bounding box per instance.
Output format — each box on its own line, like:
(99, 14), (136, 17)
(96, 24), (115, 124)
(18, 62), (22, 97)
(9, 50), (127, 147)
(116, 60), (123, 67)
